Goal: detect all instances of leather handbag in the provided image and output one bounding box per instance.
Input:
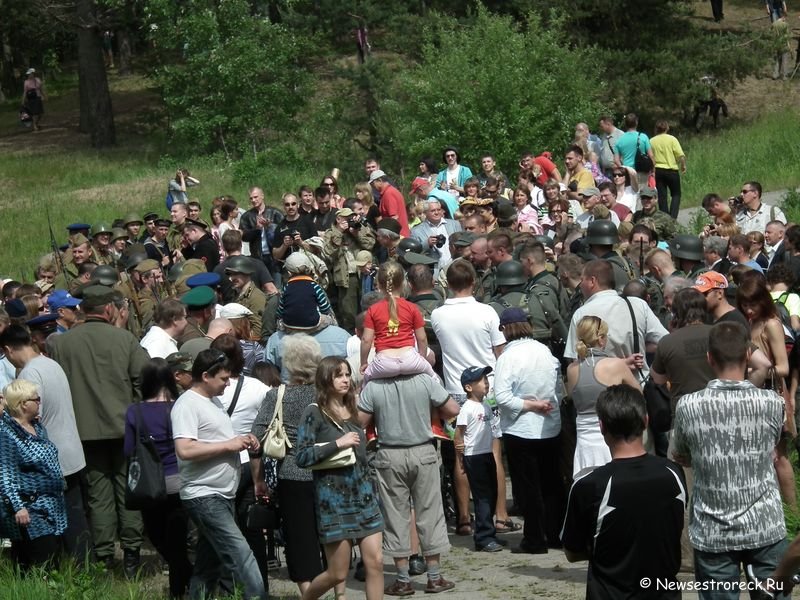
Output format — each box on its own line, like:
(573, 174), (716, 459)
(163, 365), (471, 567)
(125, 403), (168, 510)
(262, 385), (292, 459)
(633, 132), (654, 173)
(246, 497), (280, 531)
(308, 445), (356, 470)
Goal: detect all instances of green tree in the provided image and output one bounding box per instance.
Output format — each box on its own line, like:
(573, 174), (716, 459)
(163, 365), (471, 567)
(148, 0), (310, 158)
(376, 6), (606, 174)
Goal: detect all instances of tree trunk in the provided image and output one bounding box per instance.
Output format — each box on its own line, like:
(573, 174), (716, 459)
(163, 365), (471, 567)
(117, 29), (132, 75)
(76, 0), (115, 147)
(78, 63), (90, 133)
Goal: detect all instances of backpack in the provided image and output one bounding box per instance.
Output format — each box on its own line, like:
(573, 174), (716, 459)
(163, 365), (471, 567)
(774, 292), (796, 355)
(633, 133), (654, 173)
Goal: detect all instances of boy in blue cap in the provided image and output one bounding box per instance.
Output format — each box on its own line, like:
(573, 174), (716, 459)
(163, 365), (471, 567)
(454, 365), (504, 553)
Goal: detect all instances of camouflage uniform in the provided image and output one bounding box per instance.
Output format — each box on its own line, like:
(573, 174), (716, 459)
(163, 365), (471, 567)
(632, 209), (679, 242)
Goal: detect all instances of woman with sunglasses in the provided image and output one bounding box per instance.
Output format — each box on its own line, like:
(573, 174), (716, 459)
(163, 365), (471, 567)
(610, 167), (640, 213)
(320, 176), (344, 210)
(0, 379), (67, 570)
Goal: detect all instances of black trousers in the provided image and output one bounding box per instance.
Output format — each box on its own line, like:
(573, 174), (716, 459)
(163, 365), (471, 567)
(462, 453), (497, 548)
(62, 470), (93, 563)
(235, 464), (269, 588)
(709, 0), (724, 20)
(655, 168), (682, 219)
(277, 479), (325, 583)
(142, 493), (193, 598)
(11, 533), (61, 570)
(503, 434), (564, 548)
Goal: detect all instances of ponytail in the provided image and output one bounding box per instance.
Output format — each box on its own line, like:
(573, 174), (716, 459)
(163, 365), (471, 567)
(378, 260), (405, 334)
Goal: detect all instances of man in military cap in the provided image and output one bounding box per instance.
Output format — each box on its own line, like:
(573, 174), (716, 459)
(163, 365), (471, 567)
(123, 214), (144, 244)
(143, 212), (159, 240)
(49, 285), (148, 575)
(26, 313), (60, 355)
(178, 284), (217, 346)
(166, 351), (194, 391)
(54, 234), (93, 292)
(144, 218), (172, 270)
(66, 223), (91, 238)
(215, 230), (278, 300)
(585, 220), (634, 292)
(496, 200), (518, 230)
(90, 223), (115, 266)
(670, 234), (707, 280)
(181, 219), (220, 271)
(225, 257), (266, 338)
(117, 256), (160, 338)
(632, 187), (679, 241)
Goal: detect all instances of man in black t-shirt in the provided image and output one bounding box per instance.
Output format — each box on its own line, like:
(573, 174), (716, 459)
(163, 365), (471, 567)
(272, 193), (317, 263)
(561, 384), (686, 600)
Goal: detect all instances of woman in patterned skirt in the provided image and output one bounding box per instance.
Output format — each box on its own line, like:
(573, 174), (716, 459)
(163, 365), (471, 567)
(295, 357), (384, 600)
(0, 379), (67, 569)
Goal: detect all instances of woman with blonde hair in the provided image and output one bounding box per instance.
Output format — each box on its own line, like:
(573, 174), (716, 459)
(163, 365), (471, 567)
(354, 182), (380, 229)
(565, 316), (641, 478)
(0, 379), (67, 569)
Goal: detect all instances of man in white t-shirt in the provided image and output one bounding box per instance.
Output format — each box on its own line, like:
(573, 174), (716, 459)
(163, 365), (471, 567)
(171, 349), (266, 600)
(431, 259), (506, 538)
(140, 298), (188, 359)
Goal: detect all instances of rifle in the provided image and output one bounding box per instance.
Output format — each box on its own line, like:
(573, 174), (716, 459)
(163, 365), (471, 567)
(639, 239), (644, 277)
(126, 280), (144, 334)
(46, 203), (70, 285)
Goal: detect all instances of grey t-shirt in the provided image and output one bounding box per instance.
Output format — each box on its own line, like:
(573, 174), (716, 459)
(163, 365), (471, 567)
(358, 374), (449, 447)
(20, 356), (86, 476)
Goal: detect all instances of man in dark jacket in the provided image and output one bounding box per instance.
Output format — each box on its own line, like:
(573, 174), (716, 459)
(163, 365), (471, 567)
(182, 219), (220, 271)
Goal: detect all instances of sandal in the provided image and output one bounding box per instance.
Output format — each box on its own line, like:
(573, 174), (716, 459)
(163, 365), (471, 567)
(495, 519), (521, 533)
(456, 521), (473, 536)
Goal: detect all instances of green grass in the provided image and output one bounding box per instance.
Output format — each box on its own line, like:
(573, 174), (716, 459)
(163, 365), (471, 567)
(680, 109), (800, 207)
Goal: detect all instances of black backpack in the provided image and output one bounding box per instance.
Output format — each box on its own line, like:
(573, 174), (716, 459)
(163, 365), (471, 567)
(633, 133), (654, 173)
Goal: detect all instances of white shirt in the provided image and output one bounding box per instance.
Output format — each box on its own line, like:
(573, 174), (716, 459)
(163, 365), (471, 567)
(565, 290), (668, 377)
(456, 399), (495, 455)
(218, 376), (270, 463)
(431, 297), (506, 395)
(576, 209), (620, 230)
(172, 390), (240, 500)
(735, 203), (786, 235)
(494, 338), (561, 439)
(140, 325), (178, 359)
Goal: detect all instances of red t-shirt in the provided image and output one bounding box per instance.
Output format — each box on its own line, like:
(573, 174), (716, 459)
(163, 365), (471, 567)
(611, 203), (631, 222)
(379, 185), (411, 237)
(365, 297), (423, 351)
(533, 155), (558, 186)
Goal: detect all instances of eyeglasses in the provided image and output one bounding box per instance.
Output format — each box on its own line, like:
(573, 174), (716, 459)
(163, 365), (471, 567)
(549, 208), (563, 214)
(445, 153), (456, 158)
(26, 396), (41, 404)
(741, 189), (753, 194)
(208, 351), (226, 368)
(323, 182), (334, 186)
(613, 172), (625, 177)
(284, 202), (297, 207)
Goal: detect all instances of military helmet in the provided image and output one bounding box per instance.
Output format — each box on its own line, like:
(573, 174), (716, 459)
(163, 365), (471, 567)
(585, 220), (618, 246)
(397, 237), (424, 255)
(168, 262), (186, 283)
(124, 252), (148, 271)
(533, 235), (555, 250)
(91, 222), (113, 237)
(495, 260), (527, 287)
(123, 213), (144, 227)
(224, 255), (256, 275)
(670, 234), (703, 261)
(91, 264), (120, 286)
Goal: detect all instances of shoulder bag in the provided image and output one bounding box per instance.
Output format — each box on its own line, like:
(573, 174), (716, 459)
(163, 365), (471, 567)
(125, 403), (168, 510)
(633, 133), (654, 173)
(261, 384), (292, 459)
(227, 376), (244, 417)
(307, 403), (356, 471)
(621, 296), (672, 433)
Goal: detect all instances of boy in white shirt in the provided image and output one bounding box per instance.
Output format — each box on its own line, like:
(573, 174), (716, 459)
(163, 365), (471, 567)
(454, 366), (504, 553)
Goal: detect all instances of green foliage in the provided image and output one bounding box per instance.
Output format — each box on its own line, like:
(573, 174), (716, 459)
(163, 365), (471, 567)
(147, 0), (310, 158)
(687, 207), (712, 235)
(781, 189), (800, 225)
(376, 6), (606, 175)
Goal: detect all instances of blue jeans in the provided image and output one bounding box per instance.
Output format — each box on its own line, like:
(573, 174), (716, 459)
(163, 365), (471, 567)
(694, 538), (788, 600)
(183, 494), (266, 600)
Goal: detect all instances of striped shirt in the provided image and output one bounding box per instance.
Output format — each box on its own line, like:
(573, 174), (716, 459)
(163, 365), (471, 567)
(672, 379), (785, 552)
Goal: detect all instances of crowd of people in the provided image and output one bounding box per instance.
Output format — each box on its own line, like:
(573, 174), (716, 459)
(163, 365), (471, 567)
(2, 113), (800, 599)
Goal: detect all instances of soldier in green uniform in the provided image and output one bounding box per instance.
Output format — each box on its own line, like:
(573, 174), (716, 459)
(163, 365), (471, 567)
(585, 220), (634, 292)
(115, 256), (159, 338)
(167, 202), (189, 254)
(226, 256), (267, 338)
(520, 241), (571, 324)
(90, 223), (115, 266)
(176, 275), (218, 346)
(122, 213), (144, 244)
(669, 234), (707, 281)
(631, 187), (679, 241)
(54, 234), (93, 292)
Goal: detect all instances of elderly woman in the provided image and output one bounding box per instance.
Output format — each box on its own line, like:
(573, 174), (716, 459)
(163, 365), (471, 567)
(0, 379), (67, 569)
(249, 335), (347, 598)
(493, 308), (563, 555)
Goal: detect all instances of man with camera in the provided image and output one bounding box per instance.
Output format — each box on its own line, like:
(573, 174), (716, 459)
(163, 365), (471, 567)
(272, 193), (317, 264)
(411, 199), (462, 275)
(323, 207), (376, 331)
(734, 181), (786, 235)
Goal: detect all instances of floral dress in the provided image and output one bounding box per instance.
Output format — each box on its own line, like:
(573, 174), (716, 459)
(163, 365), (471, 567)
(295, 403), (383, 544)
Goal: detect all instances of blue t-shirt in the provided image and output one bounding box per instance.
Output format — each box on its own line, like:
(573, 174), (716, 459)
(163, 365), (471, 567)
(614, 131), (651, 168)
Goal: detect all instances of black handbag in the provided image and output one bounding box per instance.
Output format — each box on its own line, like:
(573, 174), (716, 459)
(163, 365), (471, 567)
(633, 132), (654, 173)
(125, 403), (168, 510)
(247, 497), (280, 531)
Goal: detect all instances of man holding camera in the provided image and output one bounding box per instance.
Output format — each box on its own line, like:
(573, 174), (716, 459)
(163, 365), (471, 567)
(323, 208), (376, 331)
(272, 192), (316, 264)
(734, 181), (786, 235)
(411, 200), (462, 276)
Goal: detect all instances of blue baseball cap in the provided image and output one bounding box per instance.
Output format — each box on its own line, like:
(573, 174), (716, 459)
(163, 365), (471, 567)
(186, 272), (221, 289)
(460, 366), (492, 388)
(47, 289), (81, 311)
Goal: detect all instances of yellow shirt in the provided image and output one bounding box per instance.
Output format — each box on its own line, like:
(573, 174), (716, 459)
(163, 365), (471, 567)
(651, 133), (685, 171)
(569, 168), (595, 191)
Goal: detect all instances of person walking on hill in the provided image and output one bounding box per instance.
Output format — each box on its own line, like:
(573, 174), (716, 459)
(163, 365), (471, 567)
(22, 68), (46, 132)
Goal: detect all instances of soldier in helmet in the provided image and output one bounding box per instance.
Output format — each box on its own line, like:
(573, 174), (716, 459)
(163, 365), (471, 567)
(116, 255), (159, 338)
(669, 234), (707, 281)
(488, 260), (530, 318)
(91, 264), (120, 287)
(225, 256), (266, 338)
(122, 213), (144, 244)
(90, 223), (115, 266)
(585, 220), (634, 292)
(520, 242), (571, 326)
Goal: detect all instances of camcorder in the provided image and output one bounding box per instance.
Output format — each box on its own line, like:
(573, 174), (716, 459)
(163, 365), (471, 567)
(348, 216), (363, 229)
(729, 195), (744, 210)
(435, 234), (447, 248)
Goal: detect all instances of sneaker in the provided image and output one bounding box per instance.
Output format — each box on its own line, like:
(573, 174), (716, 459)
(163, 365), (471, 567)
(425, 577), (455, 594)
(385, 580), (415, 596)
(409, 554), (427, 576)
(123, 549), (141, 579)
(476, 541), (504, 553)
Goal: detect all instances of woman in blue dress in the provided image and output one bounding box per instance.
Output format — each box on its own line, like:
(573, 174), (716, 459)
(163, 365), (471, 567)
(0, 379), (67, 569)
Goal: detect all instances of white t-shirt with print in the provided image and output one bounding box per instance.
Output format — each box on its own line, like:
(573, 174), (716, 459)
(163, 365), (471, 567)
(456, 399), (495, 456)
